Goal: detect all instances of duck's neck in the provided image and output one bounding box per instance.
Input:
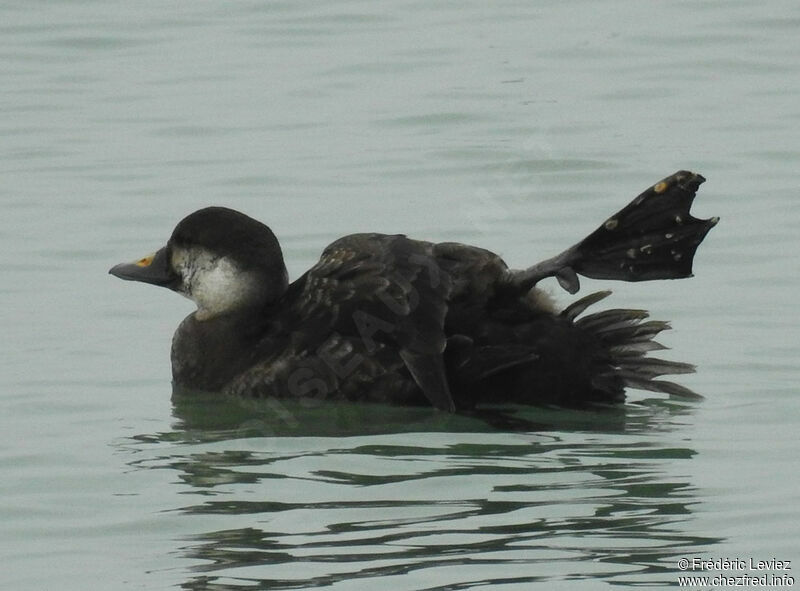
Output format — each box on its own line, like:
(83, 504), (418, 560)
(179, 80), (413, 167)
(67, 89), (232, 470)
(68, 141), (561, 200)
(170, 307), (271, 392)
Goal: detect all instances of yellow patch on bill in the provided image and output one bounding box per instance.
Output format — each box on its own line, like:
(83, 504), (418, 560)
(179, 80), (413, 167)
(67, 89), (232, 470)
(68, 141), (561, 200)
(135, 253), (155, 267)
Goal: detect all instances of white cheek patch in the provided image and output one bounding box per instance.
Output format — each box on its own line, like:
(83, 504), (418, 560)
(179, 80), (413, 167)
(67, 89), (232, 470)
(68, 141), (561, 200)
(171, 246), (261, 320)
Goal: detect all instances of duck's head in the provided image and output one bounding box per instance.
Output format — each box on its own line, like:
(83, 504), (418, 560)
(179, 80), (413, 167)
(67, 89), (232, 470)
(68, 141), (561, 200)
(109, 207), (288, 320)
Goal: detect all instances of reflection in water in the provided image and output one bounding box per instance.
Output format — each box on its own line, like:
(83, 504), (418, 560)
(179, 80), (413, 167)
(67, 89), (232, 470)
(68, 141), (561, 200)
(127, 397), (720, 589)
(166, 390), (639, 438)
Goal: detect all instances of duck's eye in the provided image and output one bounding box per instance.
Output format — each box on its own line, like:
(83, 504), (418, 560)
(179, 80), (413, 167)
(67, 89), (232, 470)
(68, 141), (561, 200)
(135, 254), (155, 267)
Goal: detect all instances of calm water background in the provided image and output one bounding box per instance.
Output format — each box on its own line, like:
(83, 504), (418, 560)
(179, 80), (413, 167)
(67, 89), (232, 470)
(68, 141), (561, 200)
(2, 2), (799, 589)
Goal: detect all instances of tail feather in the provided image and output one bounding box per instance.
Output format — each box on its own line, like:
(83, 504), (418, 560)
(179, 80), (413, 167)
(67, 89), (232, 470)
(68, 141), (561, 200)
(583, 318), (672, 344)
(574, 308), (649, 332)
(608, 341), (668, 356)
(617, 359), (696, 380)
(569, 291), (702, 400)
(618, 377), (702, 400)
(560, 290), (611, 321)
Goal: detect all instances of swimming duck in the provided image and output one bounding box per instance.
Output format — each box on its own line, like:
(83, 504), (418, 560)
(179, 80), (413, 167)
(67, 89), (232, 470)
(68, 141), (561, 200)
(110, 171), (717, 412)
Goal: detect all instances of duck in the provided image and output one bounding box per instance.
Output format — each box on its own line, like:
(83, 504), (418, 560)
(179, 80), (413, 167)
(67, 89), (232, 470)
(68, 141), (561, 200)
(109, 171), (717, 412)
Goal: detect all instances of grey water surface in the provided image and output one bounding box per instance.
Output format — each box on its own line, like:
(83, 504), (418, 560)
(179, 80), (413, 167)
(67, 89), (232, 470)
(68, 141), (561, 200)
(2, 2), (799, 589)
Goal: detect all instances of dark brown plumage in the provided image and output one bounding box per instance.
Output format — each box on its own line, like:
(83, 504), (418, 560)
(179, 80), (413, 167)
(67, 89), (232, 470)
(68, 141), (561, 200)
(110, 171), (717, 411)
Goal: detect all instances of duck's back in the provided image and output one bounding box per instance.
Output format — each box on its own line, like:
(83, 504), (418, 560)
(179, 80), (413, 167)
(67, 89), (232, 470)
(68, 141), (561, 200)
(220, 232), (639, 408)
